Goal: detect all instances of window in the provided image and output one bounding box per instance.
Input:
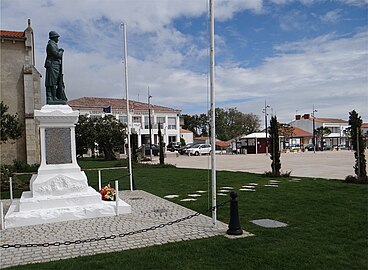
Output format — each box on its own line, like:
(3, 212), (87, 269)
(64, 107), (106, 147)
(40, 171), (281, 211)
(144, 116), (154, 129)
(133, 116), (141, 124)
(119, 116), (128, 124)
(157, 117), (165, 124)
(168, 117), (176, 129)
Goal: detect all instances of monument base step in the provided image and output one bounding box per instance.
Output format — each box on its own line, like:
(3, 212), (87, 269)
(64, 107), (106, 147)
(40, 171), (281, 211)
(4, 188), (131, 229)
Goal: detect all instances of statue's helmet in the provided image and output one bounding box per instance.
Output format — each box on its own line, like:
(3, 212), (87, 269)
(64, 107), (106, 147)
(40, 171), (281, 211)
(49, 31), (60, 39)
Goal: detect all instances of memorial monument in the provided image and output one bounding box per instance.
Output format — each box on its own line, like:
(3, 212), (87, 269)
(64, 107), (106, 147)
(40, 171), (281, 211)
(5, 32), (131, 228)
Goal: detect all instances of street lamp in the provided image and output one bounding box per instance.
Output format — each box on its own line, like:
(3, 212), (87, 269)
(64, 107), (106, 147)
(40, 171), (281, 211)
(148, 87), (153, 160)
(262, 100), (270, 155)
(312, 105), (317, 153)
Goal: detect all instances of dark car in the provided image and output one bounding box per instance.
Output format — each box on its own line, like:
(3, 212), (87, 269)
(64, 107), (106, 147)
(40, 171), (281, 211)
(178, 143), (197, 155)
(167, 142), (181, 152)
(137, 144), (160, 156)
(305, 144), (314, 151)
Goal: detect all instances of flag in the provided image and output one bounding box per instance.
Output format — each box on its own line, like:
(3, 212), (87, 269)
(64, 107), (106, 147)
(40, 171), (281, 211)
(103, 106), (111, 113)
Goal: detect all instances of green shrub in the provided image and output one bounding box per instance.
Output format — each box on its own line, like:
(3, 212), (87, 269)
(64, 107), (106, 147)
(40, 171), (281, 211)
(345, 175), (368, 184)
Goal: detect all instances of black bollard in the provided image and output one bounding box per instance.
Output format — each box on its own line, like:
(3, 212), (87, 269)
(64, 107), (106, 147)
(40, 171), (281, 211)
(227, 191), (243, 235)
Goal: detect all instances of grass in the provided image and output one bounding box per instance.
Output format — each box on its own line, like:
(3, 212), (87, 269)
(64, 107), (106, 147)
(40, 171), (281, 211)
(3, 159), (368, 270)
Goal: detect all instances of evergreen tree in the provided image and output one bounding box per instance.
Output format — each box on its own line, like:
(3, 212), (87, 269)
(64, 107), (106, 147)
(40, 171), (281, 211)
(158, 123), (165, 165)
(348, 110), (367, 180)
(269, 115), (281, 176)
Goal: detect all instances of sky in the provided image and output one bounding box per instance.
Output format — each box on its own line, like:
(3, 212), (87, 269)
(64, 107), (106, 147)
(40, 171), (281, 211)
(1, 0), (367, 124)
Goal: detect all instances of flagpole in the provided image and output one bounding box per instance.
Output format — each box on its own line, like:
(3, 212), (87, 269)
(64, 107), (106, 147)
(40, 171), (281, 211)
(122, 22), (133, 191)
(209, 0), (217, 226)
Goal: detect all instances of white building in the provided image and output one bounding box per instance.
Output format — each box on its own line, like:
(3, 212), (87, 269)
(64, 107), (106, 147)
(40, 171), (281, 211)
(180, 129), (193, 144)
(289, 114), (349, 147)
(68, 97), (181, 147)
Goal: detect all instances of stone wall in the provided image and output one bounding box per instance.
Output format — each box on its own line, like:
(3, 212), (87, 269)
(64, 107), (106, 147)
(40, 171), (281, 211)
(0, 23), (41, 165)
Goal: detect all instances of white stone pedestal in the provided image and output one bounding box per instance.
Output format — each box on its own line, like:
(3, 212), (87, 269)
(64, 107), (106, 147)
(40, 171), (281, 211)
(5, 105), (131, 229)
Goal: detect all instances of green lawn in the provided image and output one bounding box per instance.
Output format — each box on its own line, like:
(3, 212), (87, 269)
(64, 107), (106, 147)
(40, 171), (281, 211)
(4, 159), (368, 270)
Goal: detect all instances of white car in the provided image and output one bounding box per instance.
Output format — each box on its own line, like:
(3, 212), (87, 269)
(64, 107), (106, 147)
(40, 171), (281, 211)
(186, 144), (211, 156)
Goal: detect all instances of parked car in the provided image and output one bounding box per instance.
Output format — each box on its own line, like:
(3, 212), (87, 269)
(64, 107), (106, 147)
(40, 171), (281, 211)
(167, 142), (181, 152)
(305, 144), (314, 151)
(137, 144), (160, 156)
(186, 144), (211, 156)
(178, 143), (197, 155)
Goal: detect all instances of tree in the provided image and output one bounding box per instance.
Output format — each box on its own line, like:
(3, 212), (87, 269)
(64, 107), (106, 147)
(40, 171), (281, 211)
(182, 108), (260, 140)
(279, 124), (295, 150)
(348, 110), (367, 180)
(94, 115), (126, 160)
(75, 115), (126, 161)
(158, 123), (165, 165)
(215, 107), (260, 141)
(75, 115), (96, 157)
(0, 101), (23, 143)
(315, 127), (331, 151)
(269, 115), (281, 176)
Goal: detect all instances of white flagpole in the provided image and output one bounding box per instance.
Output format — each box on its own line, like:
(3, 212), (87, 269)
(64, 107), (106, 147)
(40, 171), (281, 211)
(209, 0), (217, 226)
(122, 22), (134, 191)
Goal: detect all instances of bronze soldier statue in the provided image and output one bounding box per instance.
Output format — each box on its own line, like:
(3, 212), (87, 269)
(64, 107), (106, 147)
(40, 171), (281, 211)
(44, 31), (67, 104)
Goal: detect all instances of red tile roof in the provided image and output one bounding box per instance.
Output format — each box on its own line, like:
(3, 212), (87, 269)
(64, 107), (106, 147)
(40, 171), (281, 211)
(68, 97), (180, 113)
(291, 126), (313, 137)
(314, 118), (348, 124)
(362, 123), (368, 128)
(0, 30), (25, 38)
(180, 129), (192, 133)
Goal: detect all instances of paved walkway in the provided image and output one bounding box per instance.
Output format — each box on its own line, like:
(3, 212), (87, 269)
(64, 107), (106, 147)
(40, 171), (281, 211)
(0, 190), (245, 269)
(157, 150), (363, 180)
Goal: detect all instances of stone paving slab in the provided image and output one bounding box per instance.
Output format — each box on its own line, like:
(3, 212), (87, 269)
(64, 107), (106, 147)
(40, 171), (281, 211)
(156, 150), (365, 180)
(0, 190), (250, 269)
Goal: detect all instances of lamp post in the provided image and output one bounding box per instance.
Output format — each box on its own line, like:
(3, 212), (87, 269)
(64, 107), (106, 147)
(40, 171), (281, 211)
(148, 87), (153, 160)
(312, 105), (317, 153)
(262, 100), (270, 155)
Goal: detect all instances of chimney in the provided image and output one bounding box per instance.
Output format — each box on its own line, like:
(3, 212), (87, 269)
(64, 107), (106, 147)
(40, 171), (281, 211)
(303, 114), (310, 119)
(295, 115), (301, 120)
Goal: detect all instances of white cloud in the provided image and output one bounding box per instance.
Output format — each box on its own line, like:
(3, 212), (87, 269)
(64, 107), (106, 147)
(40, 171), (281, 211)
(320, 9), (343, 23)
(2, 0), (367, 124)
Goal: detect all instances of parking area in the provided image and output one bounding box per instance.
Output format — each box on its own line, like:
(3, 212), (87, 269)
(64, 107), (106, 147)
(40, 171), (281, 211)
(153, 150), (365, 180)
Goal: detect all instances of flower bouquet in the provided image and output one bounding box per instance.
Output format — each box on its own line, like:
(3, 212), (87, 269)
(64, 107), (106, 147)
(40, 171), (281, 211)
(99, 184), (116, 201)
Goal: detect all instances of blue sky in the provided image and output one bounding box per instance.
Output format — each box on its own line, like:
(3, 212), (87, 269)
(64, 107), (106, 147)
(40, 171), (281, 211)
(1, 0), (367, 123)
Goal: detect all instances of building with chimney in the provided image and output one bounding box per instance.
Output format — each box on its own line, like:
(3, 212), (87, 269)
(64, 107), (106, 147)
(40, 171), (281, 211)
(289, 114), (349, 148)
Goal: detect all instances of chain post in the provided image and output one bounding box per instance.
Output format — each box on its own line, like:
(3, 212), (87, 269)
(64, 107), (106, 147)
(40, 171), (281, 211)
(9, 177), (13, 202)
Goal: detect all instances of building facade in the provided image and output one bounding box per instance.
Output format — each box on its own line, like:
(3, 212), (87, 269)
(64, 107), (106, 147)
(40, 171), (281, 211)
(68, 97), (181, 148)
(289, 114), (349, 148)
(0, 20), (41, 164)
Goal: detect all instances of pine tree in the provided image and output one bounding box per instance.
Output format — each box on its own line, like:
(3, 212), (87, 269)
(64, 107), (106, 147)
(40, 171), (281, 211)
(269, 115), (281, 176)
(348, 110), (367, 181)
(158, 123), (165, 165)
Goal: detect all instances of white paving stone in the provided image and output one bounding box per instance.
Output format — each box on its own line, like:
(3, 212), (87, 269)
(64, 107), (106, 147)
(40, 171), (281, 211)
(247, 183), (258, 186)
(187, 194), (201, 197)
(239, 188), (256, 192)
(242, 185), (256, 189)
(218, 189), (230, 193)
(264, 185), (278, 187)
(217, 193), (227, 196)
(164, 195), (179, 199)
(196, 190), (207, 193)
(180, 198), (197, 202)
(220, 186), (233, 190)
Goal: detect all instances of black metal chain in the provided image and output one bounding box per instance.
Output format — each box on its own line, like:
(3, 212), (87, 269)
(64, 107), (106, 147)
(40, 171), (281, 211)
(1, 200), (230, 249)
